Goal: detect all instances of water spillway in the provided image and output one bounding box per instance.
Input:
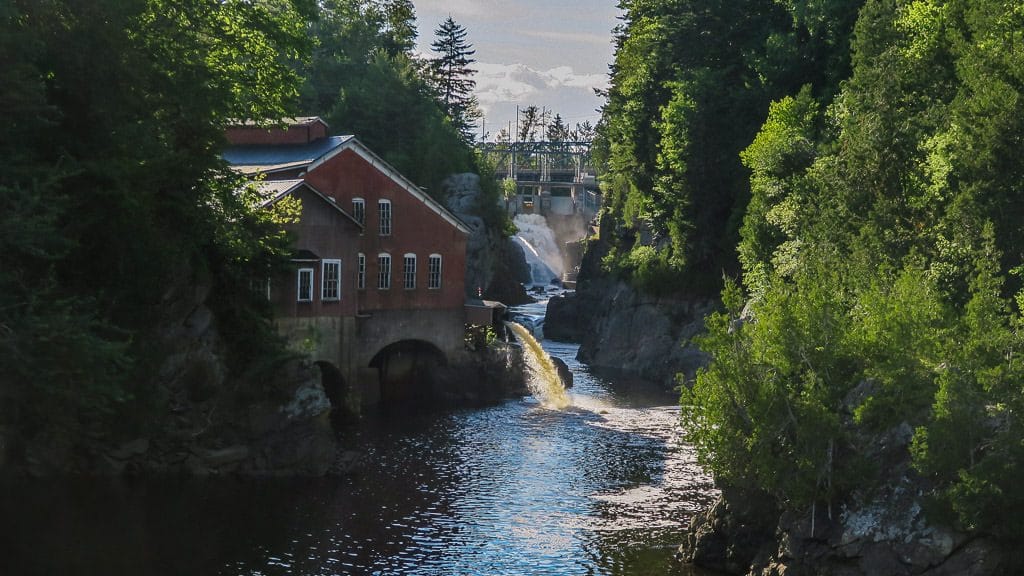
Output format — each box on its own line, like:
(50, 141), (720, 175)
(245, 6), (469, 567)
(514, 214), (564, 286)
(507, 321), (571, 410)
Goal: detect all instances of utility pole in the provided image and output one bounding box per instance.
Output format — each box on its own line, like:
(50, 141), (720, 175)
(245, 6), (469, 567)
(514, 106), (519, 180)
(507, 120), (513, 179)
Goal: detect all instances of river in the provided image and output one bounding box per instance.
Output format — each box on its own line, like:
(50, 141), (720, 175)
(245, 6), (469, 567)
(2, 300), (718, 575)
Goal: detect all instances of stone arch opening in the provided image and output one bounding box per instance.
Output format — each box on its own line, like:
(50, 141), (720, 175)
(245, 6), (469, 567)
(369, 340), (447, 407)
(313, 361), (346, 408)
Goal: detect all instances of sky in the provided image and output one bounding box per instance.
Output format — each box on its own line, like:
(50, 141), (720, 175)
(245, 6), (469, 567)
(413, 0), (621, 141)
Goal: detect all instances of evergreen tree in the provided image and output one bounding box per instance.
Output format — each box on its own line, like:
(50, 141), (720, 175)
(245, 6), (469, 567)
(381, 0), (416, 55)
(546, 113), (569, 142)
(572, 120), (596, 142)
(430, 16), (480, 141)
(517, 105), (541, 142)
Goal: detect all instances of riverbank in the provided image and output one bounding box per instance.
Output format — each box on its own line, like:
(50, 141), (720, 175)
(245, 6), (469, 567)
(546, 230), (1013, 575)
(0, 340), (719, 575)
(545, 221), (715, 391)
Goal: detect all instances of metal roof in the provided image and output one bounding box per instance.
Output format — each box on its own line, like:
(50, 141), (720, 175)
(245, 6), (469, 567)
(255, 179), (305, 197)
(225, 134), (471, 236)
(229, 116), (329, 128)
(223, 135), (355, 172)
(249, 179), (364, 229)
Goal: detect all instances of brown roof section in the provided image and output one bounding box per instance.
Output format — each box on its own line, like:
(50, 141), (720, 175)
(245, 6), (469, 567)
(225, 117), (330, 146)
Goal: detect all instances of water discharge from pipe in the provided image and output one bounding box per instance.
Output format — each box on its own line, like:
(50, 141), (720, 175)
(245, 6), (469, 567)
(506, 321), (571, 410)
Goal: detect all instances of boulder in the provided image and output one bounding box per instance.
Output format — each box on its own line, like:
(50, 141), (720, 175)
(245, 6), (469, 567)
(550, 356), (574, 388)
(544, 293), (583, 341)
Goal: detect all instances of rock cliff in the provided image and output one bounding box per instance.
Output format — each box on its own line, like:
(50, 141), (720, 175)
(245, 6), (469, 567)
(443, 173), (532, 305)
(545, 221), (714, 388)
(14, 279), (339, 477)
(680, 382), (1008, 575)
(682, 471), (1005, 576)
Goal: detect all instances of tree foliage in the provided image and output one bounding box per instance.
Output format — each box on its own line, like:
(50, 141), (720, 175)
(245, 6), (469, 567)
(299, 2), (492, 205)
(0, 0), (310, 446)
(429, 16), (480, 141)
(671, 0), (1024, 542)
(595, 0), (854, 296)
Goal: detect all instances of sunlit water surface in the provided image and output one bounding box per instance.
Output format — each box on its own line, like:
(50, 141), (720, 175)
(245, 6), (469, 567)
(2, 338), (718, 575)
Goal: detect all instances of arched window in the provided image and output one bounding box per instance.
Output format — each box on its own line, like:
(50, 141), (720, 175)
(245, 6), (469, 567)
(378, 199), (392, 236)
(428, 254), (442, 289)
(352, 197), (365, 225)
(403, 253), (417, 289)
(377, 253), (391, 289)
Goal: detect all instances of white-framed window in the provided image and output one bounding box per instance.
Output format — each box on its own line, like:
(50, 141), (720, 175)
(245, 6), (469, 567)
(403, 253), (417, 290)
(357, 253), (366, 290)
(377, 253), (391, 289)
(297, 268), (314, 302)
(352, 197), (365, 225)
(428, 254), (442, 289)
(378, 199), (392, 236)
(322, 259), (341, 301)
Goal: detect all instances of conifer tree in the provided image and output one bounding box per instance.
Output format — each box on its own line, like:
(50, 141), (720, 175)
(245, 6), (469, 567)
(546, 113), (569, 142)
(430, 16), (480, 141)
(381, 0), (416, 55)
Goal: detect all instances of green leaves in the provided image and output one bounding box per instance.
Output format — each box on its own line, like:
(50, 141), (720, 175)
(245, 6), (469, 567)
(1, 0), (314, 449)
(739, 86), (822, 296)
(429, 16), (479, 142)
(683, 0), (1024, 539)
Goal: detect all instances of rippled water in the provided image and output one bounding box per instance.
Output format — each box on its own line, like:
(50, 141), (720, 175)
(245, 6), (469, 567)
(2, 340), (719, 575)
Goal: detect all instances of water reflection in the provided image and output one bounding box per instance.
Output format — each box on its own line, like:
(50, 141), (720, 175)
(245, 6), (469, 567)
(1, 342), (719, 576)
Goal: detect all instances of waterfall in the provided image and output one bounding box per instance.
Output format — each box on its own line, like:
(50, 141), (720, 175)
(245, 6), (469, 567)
(507, 321), (570, 410)
(513, 214), (564, 286)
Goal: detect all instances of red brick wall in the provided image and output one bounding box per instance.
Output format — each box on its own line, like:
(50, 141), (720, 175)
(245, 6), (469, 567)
(272, 187), (361, 318)
(302, 148), (468, 312)
(308, 121), (328, 142)
(226, 122), (324, 146)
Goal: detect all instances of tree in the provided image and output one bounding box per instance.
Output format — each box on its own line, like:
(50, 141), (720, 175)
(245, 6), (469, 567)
(300, 0), (408, 115)
(683, 0), (1024, 543)
(572, 120), (596, 142)
(546, 113), (569, 142)
(517, 105), (541, 142)
(1, 0), (310, 449)
(596, 0), (797, 295)
(328, 51), (475, 199)
(430, 16), (479, 141)
(381, 0), (416, 55)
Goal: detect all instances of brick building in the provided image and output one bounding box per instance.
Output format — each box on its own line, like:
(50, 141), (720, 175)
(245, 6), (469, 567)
(225, 118), (471, 406)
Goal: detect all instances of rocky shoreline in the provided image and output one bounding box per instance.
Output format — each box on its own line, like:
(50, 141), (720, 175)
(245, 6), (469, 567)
(544, 232), (1012, 576)
(681, 457), (1007, 576)
(545, 224), (714, 391)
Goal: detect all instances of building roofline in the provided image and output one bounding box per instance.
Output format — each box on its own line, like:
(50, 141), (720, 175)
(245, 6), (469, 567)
(307, 138), (472, 235)
(228, 116), (330, 130)
(258, 179), (364, 230)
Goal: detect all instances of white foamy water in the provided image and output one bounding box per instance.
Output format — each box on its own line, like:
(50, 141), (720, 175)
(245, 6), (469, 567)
(514, 214), (564, 285)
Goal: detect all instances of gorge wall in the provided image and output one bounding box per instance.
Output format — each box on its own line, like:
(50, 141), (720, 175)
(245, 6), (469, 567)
(546, 218), (715, 389)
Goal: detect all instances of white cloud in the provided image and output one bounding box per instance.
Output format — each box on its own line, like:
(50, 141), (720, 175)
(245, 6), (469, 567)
(414, 0), (526, 19)
(474, 62), (608, 105)
(471, 62), (607, 139)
